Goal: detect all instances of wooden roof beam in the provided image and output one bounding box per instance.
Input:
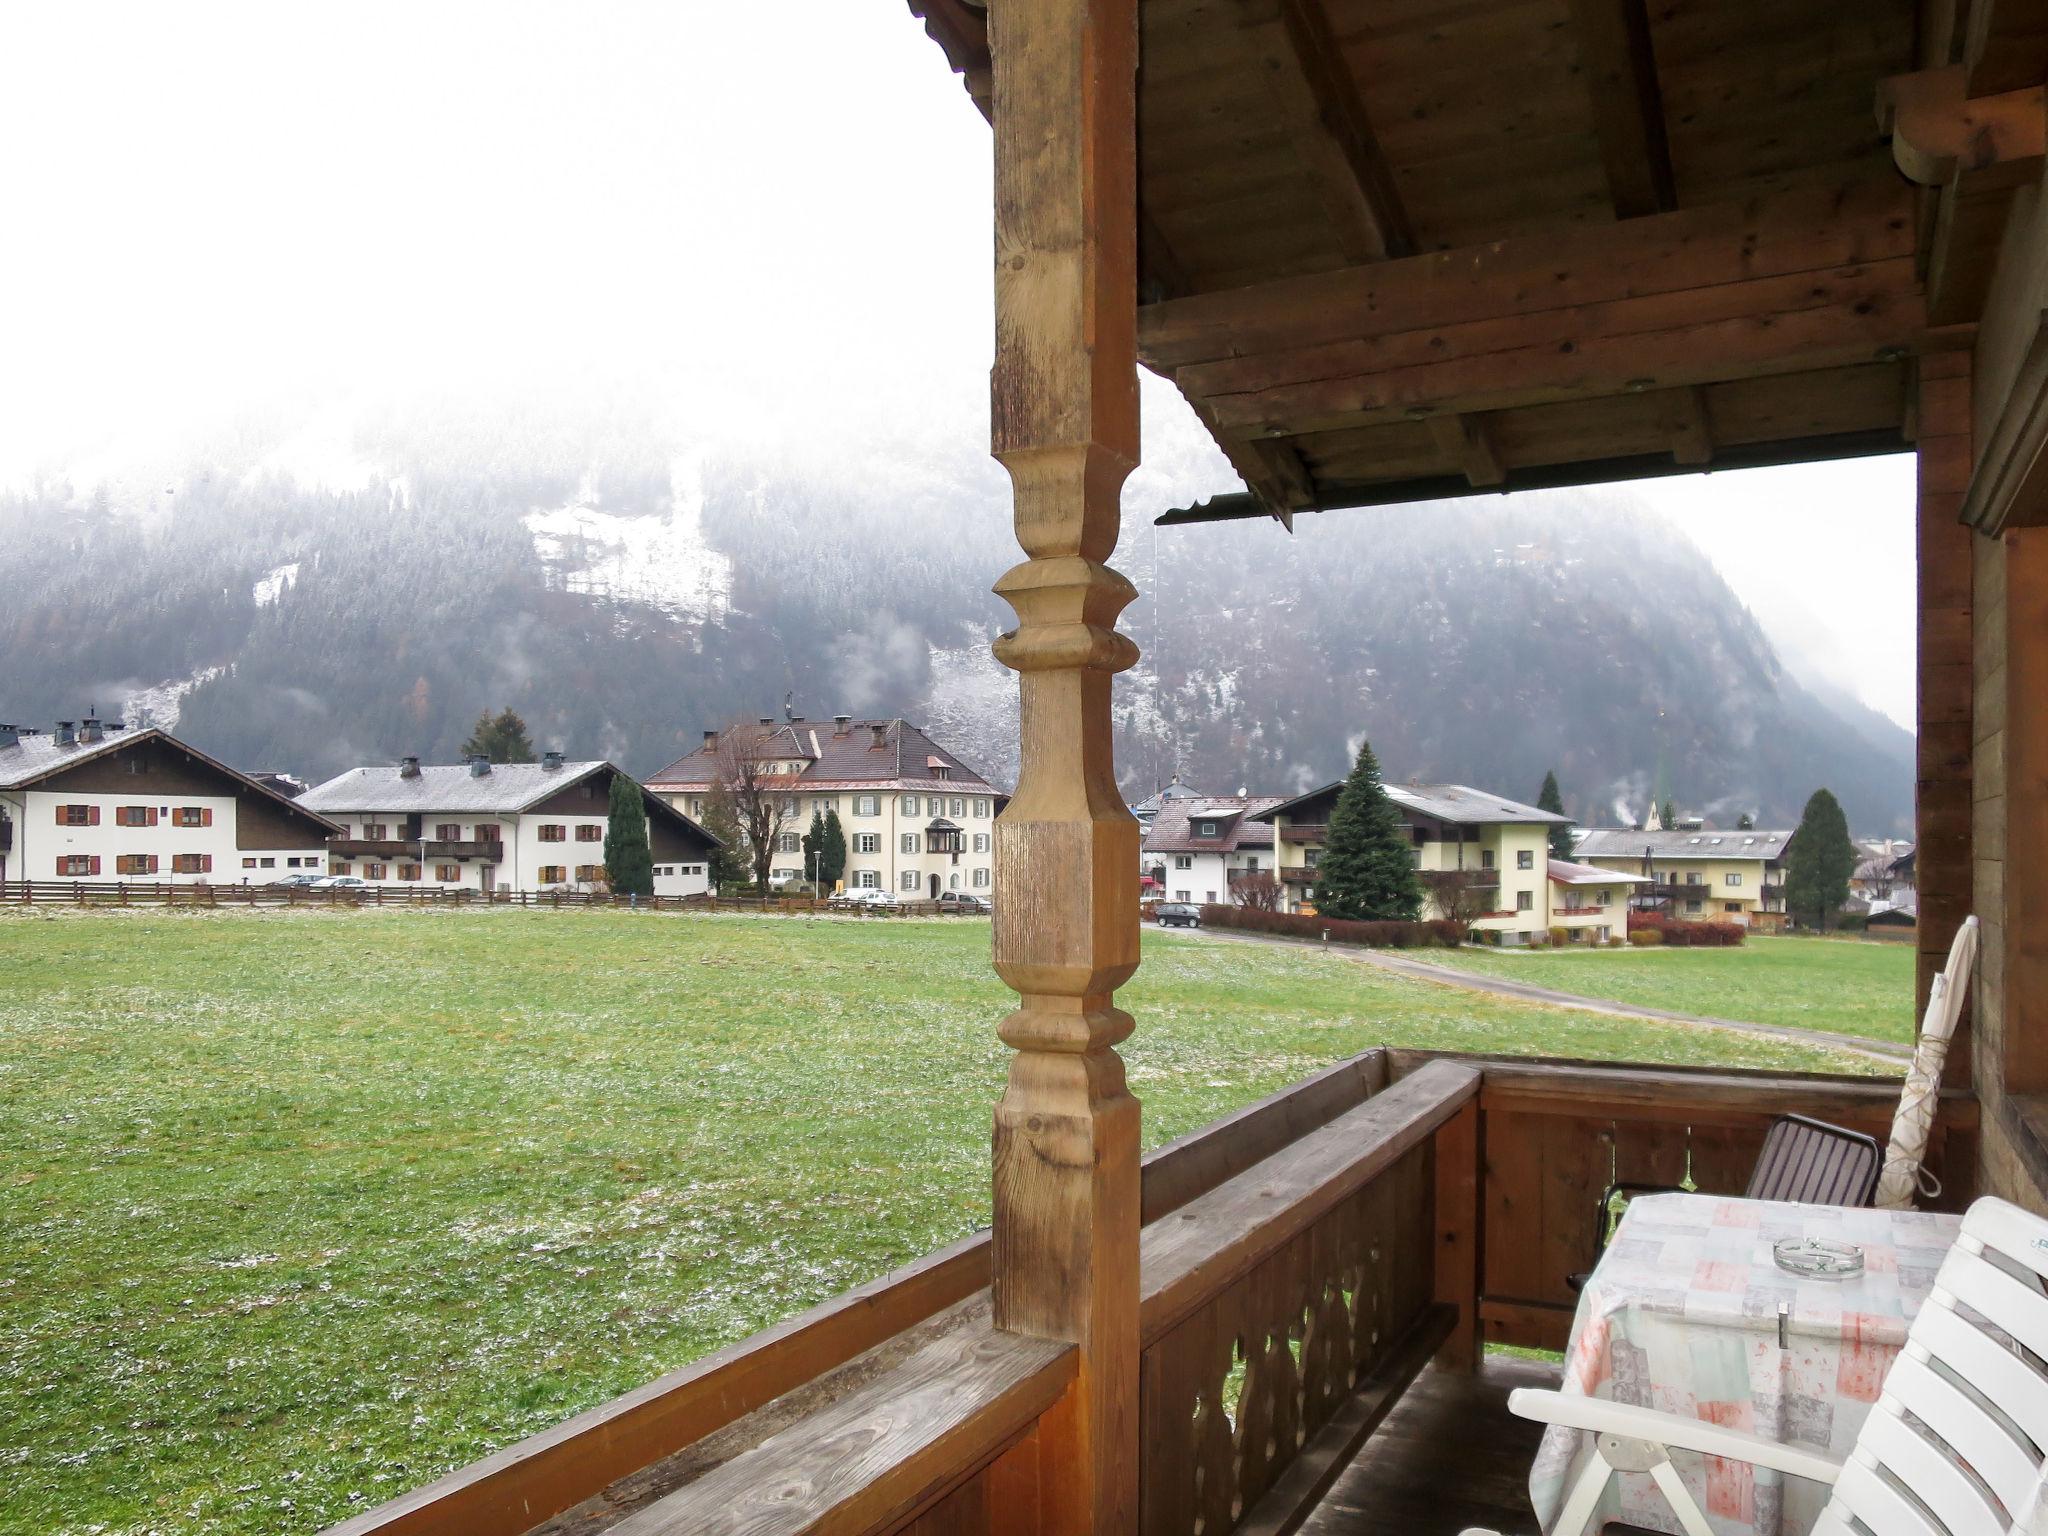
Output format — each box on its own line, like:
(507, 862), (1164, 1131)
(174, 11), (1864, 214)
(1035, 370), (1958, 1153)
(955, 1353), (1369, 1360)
(1879, 66), (2045, 320)
(1964, 0), (2048, 95)
(1427, 414), (1507, 487)
(1139, 177), (1914, 371)
(1566, 0), (1677, 217)
(1879, 65), (2047, 184)
(1238, 0), (1414, 261)
(907, 1), (993, 117)
(1671, 387), (1714, 465)
(1187, 259), (1925, 438)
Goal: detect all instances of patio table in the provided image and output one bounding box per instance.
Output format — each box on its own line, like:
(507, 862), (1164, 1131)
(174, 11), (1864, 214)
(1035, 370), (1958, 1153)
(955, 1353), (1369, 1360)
(1528, 1192), (1962, 1536)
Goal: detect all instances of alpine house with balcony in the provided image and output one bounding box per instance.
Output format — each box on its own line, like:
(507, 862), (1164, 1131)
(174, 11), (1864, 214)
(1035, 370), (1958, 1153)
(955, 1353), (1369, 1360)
(0, 716), (338, 884)
(646, 715), (1002, 898)
(298, 753), (719, 895)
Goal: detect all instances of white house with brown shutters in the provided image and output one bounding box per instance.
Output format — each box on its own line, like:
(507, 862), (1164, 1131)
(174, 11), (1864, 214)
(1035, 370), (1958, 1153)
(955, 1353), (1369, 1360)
(297, 753), (720, 896)
(0, 716), (338, 884)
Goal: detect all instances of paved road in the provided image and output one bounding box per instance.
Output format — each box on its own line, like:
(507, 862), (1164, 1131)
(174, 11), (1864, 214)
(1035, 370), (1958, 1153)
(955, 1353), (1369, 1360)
(1190, 927), (1910, 1065)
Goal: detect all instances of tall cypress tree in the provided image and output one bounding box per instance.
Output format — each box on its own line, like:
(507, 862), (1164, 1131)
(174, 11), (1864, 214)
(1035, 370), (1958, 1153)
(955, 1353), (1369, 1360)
(1536, 770), (1574, 861)
(1785, 787), (1856, 931)
(820, 807), (848, 890)
(801, 808), (828, 891)
(603, 773), (655, 897)
(1312, 739), (1421, 921)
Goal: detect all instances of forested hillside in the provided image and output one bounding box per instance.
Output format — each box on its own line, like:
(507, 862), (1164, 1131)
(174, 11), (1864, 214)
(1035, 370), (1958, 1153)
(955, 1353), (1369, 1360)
(0, 415), (1914, 833)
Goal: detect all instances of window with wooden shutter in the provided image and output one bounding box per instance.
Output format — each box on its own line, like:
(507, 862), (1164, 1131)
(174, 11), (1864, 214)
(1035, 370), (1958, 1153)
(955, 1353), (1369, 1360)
(58, 855), (92, 876)
(56, 803), (99, 826)
(117, 854), (159, 875)
(362, 823), (387, 840)
(398, 864), (421, 881)
(172, 854), (211, 874)
(539, 823), (566, 842)
(435, 824), (460, 841)
(575, 864), (605, 882)
(434, 863), (460, 882)
(576, 823), (603, 842)
(172, 806), (209, 828)
(539, 864), (566, 884)
(364, 863), (386, 879)
(117, 805), (156, 827)
(475, 823), (500, 844)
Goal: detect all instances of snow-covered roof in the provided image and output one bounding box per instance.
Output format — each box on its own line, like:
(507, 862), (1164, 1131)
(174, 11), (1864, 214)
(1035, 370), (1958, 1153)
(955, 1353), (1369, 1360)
(1575, 828), (1793, 861)
(1548, 858), (1651, 886)
(300, 761), (610, 815)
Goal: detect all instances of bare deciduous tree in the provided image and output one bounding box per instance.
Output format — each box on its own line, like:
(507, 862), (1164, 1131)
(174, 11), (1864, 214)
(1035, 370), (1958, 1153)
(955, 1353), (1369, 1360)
(1418, 869), (1492, 925)
(1231, 871), (1282, 912)
(710, 723), (801, 895)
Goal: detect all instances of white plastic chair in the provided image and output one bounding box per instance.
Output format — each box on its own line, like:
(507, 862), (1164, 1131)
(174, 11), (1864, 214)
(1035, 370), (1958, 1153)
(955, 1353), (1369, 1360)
(1464, 1195), (2048, 1536)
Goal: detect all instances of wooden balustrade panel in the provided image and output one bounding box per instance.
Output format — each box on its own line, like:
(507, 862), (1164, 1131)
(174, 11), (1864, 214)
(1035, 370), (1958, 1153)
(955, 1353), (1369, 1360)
(1137, 1141), (1432, 1536)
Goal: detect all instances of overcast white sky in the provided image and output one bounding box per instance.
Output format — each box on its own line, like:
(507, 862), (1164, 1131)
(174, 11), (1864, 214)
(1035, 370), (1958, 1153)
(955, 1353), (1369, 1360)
(0, 1), (1916, 729)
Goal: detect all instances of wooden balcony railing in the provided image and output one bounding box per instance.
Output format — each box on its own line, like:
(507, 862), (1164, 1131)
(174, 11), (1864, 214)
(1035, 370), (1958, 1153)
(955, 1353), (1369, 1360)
(322, 1050), (1973, 1536)
(328, 838), (504, 861)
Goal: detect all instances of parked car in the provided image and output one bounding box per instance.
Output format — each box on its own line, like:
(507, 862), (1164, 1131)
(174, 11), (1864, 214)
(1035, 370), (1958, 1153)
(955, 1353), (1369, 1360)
(827, 887), (896, 908)
(936, 892), (992, 914)
(1154, 902), (1202, 928)
(266, 872), (325, 888)
(310, 874), (369, 890)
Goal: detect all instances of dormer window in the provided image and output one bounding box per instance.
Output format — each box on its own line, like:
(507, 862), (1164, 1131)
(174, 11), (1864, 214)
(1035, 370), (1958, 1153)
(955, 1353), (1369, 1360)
(933, 766), (951, 780)
(1199, 821), (1217, 836)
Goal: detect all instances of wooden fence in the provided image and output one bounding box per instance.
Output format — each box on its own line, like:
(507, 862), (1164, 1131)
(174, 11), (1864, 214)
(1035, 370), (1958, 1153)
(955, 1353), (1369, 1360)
(0, 884), (978, 921)
(0, 882), (974, 918)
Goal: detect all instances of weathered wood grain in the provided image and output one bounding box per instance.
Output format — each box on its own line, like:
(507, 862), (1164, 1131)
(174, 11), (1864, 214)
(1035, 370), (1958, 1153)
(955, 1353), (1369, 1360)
(603, 1323), (1073, 1536)
(986, 2), (1144, 1532)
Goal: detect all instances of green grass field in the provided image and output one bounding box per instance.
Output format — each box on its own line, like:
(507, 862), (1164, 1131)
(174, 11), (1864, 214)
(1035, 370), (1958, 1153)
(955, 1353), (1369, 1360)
(1418, 934), (1916, 1042)
(0, 909), (1880, 1535)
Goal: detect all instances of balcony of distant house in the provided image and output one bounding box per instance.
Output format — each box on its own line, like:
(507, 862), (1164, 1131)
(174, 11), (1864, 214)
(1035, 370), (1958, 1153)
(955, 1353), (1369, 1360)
(327, 835), (506, 862)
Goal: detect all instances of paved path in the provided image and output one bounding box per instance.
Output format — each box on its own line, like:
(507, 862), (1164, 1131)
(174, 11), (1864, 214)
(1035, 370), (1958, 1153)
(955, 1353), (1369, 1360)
(1191, 928), (1910, 1065)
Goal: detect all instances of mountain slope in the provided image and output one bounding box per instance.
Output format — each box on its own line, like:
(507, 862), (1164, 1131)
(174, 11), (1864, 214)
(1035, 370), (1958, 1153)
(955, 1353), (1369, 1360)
(0, 427), (1913, 834)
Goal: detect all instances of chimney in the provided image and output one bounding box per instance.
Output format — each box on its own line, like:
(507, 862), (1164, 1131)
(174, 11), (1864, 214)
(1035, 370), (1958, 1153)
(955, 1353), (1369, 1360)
(80, 714), (104, 744)
(869, 723), (887, 749)
(703, 729), (718, 748)
(0, 724), (16, 750)
(833, 714), (851, 732)
(542, 750), (564, 771)
(54, 720), (76, 747)
(758, 716), (774, 726)
(468, 755), (492, 777)
(399, 755), (421, 779)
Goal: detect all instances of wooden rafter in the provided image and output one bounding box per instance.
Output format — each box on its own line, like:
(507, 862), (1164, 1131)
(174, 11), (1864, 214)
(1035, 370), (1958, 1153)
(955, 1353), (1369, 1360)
(1427, 415), (1506, 487)
(1139, 178), (1913, 370)
(1236, 0), (1413, 261)
(1565, 0), (1677, 217)
(1964, 0), (2048, 95)
(1671, 387), (1714, 465)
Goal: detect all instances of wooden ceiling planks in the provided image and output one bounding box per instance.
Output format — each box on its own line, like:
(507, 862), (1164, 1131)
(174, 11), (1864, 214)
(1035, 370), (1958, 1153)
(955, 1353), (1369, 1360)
(905, 0), (1939, 518)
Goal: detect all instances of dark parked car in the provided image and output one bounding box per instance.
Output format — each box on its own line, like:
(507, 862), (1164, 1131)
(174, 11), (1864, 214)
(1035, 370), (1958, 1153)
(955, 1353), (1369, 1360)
(1154, 903), (1202, 928)
(937, 892), (992, 914)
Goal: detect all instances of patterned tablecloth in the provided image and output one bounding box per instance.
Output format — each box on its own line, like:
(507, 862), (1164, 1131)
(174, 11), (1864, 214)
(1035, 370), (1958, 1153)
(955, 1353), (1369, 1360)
(1529, 1193), (1963, 1536)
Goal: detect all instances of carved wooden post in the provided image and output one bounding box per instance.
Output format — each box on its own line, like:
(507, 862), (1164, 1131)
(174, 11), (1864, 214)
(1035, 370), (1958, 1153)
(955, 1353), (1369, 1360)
(987, 0), (1142, 1531)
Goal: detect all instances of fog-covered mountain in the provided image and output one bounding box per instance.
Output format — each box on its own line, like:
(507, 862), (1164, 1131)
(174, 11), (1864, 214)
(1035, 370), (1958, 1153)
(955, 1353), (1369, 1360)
(0, 411), (1913, 834)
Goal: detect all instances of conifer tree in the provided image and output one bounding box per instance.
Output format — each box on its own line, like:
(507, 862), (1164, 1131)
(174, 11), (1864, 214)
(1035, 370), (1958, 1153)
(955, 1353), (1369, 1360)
(1312, 739), (1422, 921)
(1536, 769), (1574, 860)
(1737, 812), (1755, 830)
(1785, 787), (1857, 931)
(801, 809), (836, 892)
(820, 807), (848, 890)
(603, 773), (655, 896)
(460, 707), (536, 763)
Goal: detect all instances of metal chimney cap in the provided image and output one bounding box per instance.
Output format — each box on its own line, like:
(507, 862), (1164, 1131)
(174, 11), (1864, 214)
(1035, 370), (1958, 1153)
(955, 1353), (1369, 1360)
(468, 755), (492, 777)
(542, 750), (564, 770)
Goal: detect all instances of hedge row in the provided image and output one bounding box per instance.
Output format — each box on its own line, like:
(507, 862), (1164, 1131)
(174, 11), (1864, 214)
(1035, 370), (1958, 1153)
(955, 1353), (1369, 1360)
(1195, 904), (1467, 949)
(1626, 911), (1746, 947)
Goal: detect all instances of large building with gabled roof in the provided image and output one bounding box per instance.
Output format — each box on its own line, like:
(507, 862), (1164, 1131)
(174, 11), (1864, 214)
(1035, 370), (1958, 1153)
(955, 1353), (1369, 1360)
(0, 715), (339, 884)
(646, 715), (1001, 899)
(298, 753), (719, 896)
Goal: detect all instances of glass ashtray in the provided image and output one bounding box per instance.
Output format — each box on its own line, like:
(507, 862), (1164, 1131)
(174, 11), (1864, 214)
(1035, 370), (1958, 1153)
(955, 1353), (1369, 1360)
(1772, 1237), (1866, 1279)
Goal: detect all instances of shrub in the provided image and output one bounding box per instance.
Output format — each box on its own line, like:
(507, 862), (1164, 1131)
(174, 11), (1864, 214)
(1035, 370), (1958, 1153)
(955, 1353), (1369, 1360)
(1548, 926), (1570, 947)
(1626, 911), (1745, 947)
(1630, 928), (1664, 946)
(1196, 904), (1467, 949)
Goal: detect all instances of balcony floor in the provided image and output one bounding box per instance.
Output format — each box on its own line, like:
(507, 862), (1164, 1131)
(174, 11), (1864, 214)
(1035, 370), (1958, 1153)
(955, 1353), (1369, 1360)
(1303, 1354), (1561, 1536)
